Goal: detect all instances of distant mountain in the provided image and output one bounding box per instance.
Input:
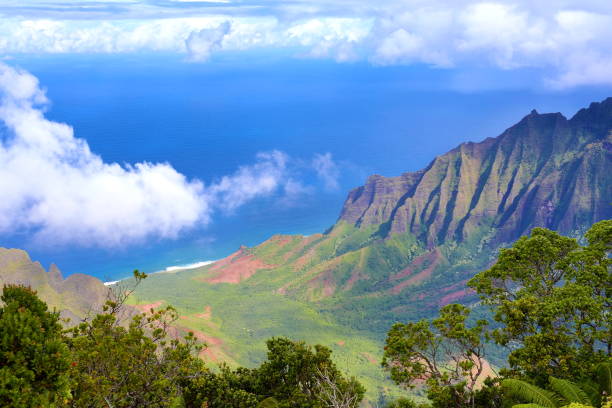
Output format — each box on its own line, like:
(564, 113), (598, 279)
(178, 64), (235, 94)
(339, 100), (612, 247)
(0, 248), (108, 322)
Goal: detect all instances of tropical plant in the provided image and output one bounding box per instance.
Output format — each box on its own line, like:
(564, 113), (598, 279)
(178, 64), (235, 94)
(501, 364), (612, 408)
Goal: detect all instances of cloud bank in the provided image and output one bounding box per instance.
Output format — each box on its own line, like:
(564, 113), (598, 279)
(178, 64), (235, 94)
(0, 1), (611, 87)
(0, 63), (336, 247)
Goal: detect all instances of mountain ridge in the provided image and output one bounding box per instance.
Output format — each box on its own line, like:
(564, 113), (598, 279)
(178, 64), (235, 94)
(337, 98), (611, 248)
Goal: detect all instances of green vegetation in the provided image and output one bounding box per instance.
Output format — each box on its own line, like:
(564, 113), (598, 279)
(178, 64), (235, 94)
(127, 264), (404, 403)
(1, 220), (610, 407)
(0, 285), (71, 407)
(382, 220), (611, 408)
(0, 274), (364, 407)
(383, 304), (489, 407)
(467, 221), (611, 383)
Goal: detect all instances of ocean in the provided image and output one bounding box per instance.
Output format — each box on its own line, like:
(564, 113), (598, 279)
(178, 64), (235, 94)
(4, 53), (611, 280)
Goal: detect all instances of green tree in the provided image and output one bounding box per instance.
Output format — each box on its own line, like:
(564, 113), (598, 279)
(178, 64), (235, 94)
(467, 221), (611, 383)
(385, 397), (419, 407)
(65, 271), (204, 407)
(182, 337), (364, 408)
(181, 364), (259, 408)
(0, 284), (71, 407)
(248, 337), (364, 408)
(382, 304), (489, 408)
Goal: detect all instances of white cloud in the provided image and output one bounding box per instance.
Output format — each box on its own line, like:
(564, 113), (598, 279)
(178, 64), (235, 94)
(368, 2), (612, 87)
(0, 63), (207, 246)
(0, 1), (610, 87)
(185, 21), (231, 62)
(0, 63), (326, 247)
(208, 150), (289, 212)
(313, 153), (340, 191)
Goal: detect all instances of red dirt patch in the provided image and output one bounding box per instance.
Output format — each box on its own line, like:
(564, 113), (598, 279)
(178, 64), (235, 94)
(306, 272), (336, 299)
(343, 269), (365, 291)
(361, 352), (378, 365)
(133, 301), (163, 312)
(390, 249), (442, 294)
(439, 279), (469, 293)
(390, 251), (435, 281)
(266, 234), (294, 248)
(293, 248), (316, 270)
(202, 247), (274, 284)
(337, 340), (345, 346)
(281, 234), (323, 263)
(438, 288), (475, 306)
(189, 329), (223, 346)
(178, 328), (225, 363)
(195, 305), (212, 320)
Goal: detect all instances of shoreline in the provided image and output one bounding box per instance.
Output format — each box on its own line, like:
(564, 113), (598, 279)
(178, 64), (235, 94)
(103, 260), (216, 286)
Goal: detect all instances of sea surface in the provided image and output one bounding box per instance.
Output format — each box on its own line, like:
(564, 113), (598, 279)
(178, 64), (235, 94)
(4, 53), (611, 280)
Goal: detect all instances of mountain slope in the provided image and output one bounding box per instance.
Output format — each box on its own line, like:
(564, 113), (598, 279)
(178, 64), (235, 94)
(221, 98), (612, 323)
(339, 102), (611, 246)
(0, 248), (109, 322)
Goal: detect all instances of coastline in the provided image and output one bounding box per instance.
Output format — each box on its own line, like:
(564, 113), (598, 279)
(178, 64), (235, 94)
(103, 260), (216, 286)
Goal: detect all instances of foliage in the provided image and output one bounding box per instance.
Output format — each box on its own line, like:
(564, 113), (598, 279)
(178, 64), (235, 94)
(0, 284), (71, 407)
(65, 271), (204, 407)
(382, 304), (489, 408)
(559, 404), (594, 408)
(181, 337), (364, 407)
(595, 362), (611, 396)
(127, 265), (401, 404)
(181, 364), (259, 408)
(501, 379), (561, 408)
(467, 221), (612, 383)
(500, 368), (612, 408)
(548, 377), (591, 406)
(385, 397), (419, 407)
(258, 397), (280, 407)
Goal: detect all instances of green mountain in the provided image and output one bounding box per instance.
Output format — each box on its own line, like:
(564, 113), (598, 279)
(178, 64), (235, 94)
(2, 98), (610, 403)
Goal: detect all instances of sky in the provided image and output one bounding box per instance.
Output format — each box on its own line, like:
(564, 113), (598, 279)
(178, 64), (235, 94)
(0, 0), (611, 88)
(0, 0), (611, 278)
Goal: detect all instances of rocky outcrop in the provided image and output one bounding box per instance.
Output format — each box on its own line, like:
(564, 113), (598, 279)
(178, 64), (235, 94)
(338, 98), (612, 247)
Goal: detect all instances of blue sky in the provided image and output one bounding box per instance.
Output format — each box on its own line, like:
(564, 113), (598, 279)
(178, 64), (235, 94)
(0, 1), (611, 276)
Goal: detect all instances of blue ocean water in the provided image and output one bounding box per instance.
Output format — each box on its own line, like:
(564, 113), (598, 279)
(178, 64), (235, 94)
(5, 53), (612, 280)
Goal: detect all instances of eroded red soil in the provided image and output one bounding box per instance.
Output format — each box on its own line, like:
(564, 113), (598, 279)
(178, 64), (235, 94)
(202, 247), (274, 284)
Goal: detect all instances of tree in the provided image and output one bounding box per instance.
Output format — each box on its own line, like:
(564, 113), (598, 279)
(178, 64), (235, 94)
(467, 221), (612, 383)
(250, 337), (364, 408)
(181, 364), (259, 408)
(384, 397), (419, 408)
(65, 271), (205, 407)
(182, 337), (364, 408)
(382, 304), (489, 408)
(0, 284), (71, 407)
